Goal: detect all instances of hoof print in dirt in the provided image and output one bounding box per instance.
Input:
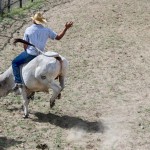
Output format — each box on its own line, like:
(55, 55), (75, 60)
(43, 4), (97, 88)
(36, 143), (48, 149)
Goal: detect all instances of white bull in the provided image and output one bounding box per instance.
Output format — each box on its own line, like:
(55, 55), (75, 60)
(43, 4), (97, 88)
(0, 52), (68, 118)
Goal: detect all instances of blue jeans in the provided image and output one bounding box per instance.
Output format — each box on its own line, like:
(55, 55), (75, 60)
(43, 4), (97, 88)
(12, 51), (37, 83)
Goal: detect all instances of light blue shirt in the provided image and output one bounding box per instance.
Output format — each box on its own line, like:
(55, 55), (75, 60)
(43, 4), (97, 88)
(23, 24), (57, 56)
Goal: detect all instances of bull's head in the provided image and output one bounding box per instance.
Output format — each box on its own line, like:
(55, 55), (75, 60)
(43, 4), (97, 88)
(0, 70), (15, 98)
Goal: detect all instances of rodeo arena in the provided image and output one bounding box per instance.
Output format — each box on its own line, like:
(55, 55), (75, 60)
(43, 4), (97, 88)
(0, 0), (150, 150)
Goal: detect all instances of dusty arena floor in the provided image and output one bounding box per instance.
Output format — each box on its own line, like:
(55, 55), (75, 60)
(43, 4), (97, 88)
(0, 0), (150, 149)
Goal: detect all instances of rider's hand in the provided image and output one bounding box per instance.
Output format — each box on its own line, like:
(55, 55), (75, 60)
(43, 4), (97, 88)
(65, 22), (73, 30)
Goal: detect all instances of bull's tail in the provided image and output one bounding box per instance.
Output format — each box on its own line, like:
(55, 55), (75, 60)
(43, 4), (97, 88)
(55, 57), (63, 80)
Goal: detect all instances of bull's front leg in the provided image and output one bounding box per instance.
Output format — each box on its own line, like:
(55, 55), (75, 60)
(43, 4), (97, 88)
(50, 80), (61, 108)
(19, 86), (30, 118)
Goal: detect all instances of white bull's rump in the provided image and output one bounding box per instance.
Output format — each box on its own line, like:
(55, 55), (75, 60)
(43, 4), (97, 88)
(22, 52), (68, 91)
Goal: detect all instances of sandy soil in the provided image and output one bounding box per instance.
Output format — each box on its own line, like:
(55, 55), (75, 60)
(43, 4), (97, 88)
(0, 0), (150, 149)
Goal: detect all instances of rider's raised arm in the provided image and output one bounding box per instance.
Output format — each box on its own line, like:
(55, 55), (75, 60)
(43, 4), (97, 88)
(55, 22), (73, 40)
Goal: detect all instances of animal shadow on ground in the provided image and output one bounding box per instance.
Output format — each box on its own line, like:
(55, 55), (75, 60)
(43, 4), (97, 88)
(0, 136), (23, 150)
(33, 112), (105, 133)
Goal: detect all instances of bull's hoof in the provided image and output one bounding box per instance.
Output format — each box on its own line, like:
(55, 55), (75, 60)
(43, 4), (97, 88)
(27, 92), (35, 100)
(57, 93), (61, 99)
(50, 101), (55, 108)
(23, 114), (29, 119)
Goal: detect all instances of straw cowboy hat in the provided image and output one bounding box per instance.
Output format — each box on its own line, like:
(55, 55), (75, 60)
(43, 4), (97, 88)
(31, 12), (47, 24)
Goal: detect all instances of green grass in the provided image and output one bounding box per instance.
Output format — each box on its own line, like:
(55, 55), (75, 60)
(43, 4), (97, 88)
(0, 0), (45, 22)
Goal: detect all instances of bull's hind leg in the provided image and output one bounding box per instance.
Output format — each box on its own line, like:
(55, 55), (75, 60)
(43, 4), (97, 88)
(19, 86), (30, 118)
(50, 80), (61, 108)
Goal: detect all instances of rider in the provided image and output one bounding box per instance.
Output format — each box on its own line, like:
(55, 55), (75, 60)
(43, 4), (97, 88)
(12, 12), (73, 90)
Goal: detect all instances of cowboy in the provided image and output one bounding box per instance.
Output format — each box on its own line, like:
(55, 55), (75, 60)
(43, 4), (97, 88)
(12, 12), (73, 90)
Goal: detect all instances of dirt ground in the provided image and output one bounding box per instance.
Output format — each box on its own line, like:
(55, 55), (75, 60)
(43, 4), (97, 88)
(0, 0), (150, 149)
